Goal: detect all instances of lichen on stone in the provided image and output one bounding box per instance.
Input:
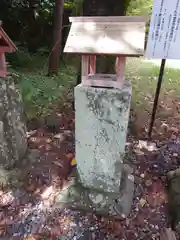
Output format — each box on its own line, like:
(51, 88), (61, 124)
(0, 76), (27, 168)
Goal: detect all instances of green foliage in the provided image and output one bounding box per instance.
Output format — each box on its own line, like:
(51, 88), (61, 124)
(127, 0), (153, 16)
(71, 0), (83, 16)
(7, 47), (48, 70)
(10, 53), (76, 120)
(0, 0), (72, 52)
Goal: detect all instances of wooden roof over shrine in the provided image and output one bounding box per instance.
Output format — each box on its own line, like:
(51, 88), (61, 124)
(64, 16), (147, 56)
(0, 21), (17, 52)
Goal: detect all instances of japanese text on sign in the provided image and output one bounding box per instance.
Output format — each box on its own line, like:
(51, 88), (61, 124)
(146, 0), (180, 59)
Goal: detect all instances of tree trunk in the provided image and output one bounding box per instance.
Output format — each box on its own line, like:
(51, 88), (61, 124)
(26, 0), (41, 53)
(83, 0), (129, 16)
(48, 0), (64, 76)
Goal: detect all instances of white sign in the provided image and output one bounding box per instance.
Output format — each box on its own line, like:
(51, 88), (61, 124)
(146, 0), (180, 59)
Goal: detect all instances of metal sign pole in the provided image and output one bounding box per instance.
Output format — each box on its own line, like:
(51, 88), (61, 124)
(148, 59), (166, 139)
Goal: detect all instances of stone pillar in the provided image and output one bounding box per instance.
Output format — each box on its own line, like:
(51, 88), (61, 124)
(0, 76), (27, 168)
(73, 82), (134, 218)
(75, 83), (131, 191)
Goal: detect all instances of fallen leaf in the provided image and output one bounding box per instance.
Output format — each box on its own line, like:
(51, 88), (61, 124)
(140, 173), (145, 178)
(71, 158), (77, 166)
(66, 153), (73, 159)
(147, 192), (167, 207)
(24, 238), (36, 240)
(145, 179), (153, 187)
(139, 198), (146, 207)
(53, 160), (63, 167)
(171, 127), (179, 133)
(173, 153), (178, 157)
(41, 186), (54, 199)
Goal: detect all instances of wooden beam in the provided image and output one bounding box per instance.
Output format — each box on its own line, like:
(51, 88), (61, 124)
(0, 70), (7, 77)
(69, 16), (148, 23)
(0, 46), (14, 53)
(81, 55), (89, 83)
(0, 53), (7, 77)
(89, 55), (96, 74)
(64, 52), (143, 57)
(83, 79), (124, 89)
(82, 74), (124, 89)
(115, 56), (126, 83)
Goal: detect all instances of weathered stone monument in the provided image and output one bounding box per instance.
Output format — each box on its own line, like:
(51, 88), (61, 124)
(0, 76), (28, 169)
(0, 23), (37, 187)
(56, 16), (146, 218)
(0, 23), (28, 170)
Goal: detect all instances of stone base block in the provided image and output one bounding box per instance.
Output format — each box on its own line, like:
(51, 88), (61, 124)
(54, 165), (134, 219)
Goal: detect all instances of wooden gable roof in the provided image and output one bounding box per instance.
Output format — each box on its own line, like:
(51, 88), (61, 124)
(64, 16), (147, 56)
(0, 21), (17, 53)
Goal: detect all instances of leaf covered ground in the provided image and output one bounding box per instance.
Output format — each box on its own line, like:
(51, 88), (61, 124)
(0, 98), (180, 239)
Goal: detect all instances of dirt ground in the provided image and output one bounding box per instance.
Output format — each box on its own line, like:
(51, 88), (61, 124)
(0, 95), (180, 240)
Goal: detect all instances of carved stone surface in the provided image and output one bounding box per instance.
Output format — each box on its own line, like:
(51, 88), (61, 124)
(75, 82), (132, 193)
(0, 76), (27, 168)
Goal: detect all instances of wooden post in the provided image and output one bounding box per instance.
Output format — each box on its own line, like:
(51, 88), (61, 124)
(0, 53), (7, 77)
(115, 56), (126, 84)
(81, 55), (89, 83)
(89, 55), (96, 74)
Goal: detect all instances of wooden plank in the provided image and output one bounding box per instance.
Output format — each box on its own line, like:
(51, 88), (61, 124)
(115, 56), (126, 83)
(69, 16), (148, 23)
(82, 73), (124, 88)
(81, 55), (89, 83)
(0, 70), (7, 77)
(89, 55), (96, 74)
(0, 53), (7, 77)
(0, 46), (14, 52)
(65, 52), (142, 57)
(88, 73), (116, 80)
(64, 21), (145, 55)
(0, 53), (6, 69)
(82, 79), (124, 89)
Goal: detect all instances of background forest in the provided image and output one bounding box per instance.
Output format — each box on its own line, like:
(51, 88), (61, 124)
(0, 0), (156, 124)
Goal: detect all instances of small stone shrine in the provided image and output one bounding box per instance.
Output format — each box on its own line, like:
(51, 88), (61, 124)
(61, 16), (146, 218)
